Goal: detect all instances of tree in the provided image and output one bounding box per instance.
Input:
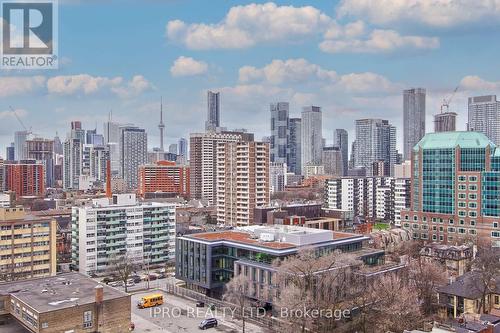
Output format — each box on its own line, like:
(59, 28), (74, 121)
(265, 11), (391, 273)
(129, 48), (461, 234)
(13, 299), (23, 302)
(408, 259), (447, 315)
(223, 273), (255, 333)
(470, 243), (500, 314)
(108, 252), (139, 293)
(272, 248), (362, 333)
(368, 274), (424, 333)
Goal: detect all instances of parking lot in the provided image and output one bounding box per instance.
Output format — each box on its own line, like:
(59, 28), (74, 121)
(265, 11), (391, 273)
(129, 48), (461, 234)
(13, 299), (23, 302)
(131, 291), (268, 333)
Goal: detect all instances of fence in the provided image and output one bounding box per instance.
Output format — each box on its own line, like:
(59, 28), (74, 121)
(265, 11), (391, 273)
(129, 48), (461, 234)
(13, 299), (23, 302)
(160, 282), (284, 331)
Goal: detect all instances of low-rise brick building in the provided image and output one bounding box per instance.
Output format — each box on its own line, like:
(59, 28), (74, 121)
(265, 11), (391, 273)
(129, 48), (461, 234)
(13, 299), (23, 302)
(0, 272), (131, 333)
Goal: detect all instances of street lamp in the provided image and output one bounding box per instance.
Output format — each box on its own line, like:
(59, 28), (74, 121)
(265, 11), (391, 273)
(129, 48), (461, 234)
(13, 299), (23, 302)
(144, 238), (152, 289)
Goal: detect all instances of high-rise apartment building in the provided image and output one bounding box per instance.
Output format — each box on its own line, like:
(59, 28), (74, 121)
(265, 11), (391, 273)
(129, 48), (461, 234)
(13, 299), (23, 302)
(0, 207), (57, 281)
(189, 130), (253, 204)
(434, 112), (457, 132)
(178, 138), (188, 157)
(0, 158), (4, 192)
(25, 138), (54, 188)
(322, 146), (343, 177)
(301, 106), (322, 173)
(467, 95), (500, 145)
(72, 194), (176, 275)
(70, 121), (85, 143)
(5, 142), (14, 161)
(119, 126), (147, 190)
(206, 91), (220, 131)
(168, 144), (178, 155)
(4, 160), (45, 197)
(324, 177), (395, 222)
(334, 129), (348, 176)
(270, 102), (289, 165)
(104, 120), (121, 144)
(394, 178), (411, 226)
(216, 141), (270, 226)
(63, 138), (82, 190)
(402, 131), (500, 246)
(138, 161), (190, 197)
(289, 118), (302, 175)
(269, 162), (287, 193)
(403, 88), (426, 160)
(14, 130), (29, 161)
(354, 119), (397, 176)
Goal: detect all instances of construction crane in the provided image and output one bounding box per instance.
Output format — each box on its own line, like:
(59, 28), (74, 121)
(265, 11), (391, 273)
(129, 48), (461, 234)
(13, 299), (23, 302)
(440, 85), (459, 113)
(9, 105), (37, 136)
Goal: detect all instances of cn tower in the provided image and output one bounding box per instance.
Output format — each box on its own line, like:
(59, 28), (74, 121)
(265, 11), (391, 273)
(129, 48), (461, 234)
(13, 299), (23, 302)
(158, 97), (165, 151)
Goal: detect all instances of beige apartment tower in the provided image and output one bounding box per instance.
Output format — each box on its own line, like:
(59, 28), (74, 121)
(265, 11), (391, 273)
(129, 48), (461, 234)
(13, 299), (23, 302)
(216, 141), (270, 226)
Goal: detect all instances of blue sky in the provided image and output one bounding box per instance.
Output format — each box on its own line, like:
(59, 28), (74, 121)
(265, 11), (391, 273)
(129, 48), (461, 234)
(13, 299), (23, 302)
(2, 0), (500, 155)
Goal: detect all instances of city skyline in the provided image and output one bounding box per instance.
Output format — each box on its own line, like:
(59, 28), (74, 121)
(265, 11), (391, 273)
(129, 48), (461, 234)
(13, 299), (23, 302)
(2, 1), (500, 156)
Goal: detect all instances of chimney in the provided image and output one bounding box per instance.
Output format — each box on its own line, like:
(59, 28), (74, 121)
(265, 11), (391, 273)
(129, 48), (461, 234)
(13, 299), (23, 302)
(105, 159), (112, 198)
(95, 285), (104, 305)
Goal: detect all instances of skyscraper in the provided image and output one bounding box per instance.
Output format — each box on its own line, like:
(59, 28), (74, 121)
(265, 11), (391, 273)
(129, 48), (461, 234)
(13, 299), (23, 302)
(159, 98), (165, 152)
(354, 119), (397, 176)
(322, 146), (343, 177)
(178, 138), (188, 157)
(26, 138), (55, 188)
(14, 130), (29, 160)
(205, 91), (220, 131)
(301, 106), (322, 173)
(333, 129), (348, 176)
(6, 142), (15, 161)
(403, 88), (426, 160)
(120, 126), (147, 190)
(434, 111), (457, 132)
(168, 143), (178, 155)
(468, 95), (500, 145)
(103, 120), (121, 144)
(270, 102), (289, 165)
(63, 138), (82, 190)
(289, 118), (302, 175)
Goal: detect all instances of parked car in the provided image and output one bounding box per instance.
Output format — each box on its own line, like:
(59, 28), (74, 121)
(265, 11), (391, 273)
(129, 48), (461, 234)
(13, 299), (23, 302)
(131, 275), (142, 284)
(148, 274), (158, 281)
(195, 301), (205, 307)
(126, 280), (135, 287)
(109, 281), (123, 287)
(157, 273), (166, 279)
(199, 318), (217, 330)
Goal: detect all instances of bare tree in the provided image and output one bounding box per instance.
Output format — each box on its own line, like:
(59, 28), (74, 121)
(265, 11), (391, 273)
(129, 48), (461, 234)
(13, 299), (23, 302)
(369, 274), (424, 333)
(272, 248), (362, 333)
(108, 252), (139, 293)
(470, 243), (500, 314)
(223, 273), (255, 333)
(408, 258), (448, 315)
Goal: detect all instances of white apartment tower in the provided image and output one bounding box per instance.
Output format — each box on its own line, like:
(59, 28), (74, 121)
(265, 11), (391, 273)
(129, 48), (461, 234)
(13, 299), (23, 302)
(301, 106), (323, 174)
(71, 194), (176, 275)
(120, 126), (147, 190)
(468, 95), (500, 145)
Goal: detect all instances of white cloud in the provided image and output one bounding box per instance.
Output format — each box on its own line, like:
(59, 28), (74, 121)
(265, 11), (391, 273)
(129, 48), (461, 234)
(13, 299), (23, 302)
(460, 75), (500, 91)
(170, 56), (208, 77)
(166, 2), (331, 49)
(337, 0), (500, 28)
(0, 76), (46, 97)
(47, 74), (153, 98)
(335, 72), (401, 93)
(320, 29), (439, 53)
(238, 58), (399, 94)
(239, 58), (337, 84)
(0, 108), (27, 120)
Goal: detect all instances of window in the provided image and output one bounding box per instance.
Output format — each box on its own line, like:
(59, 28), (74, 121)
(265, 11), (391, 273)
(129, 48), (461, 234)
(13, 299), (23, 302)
(458, 202), (466, 208)
(469, 176), (477, 182)
(469, 230), (476, 235)
(458, 193), (466, 199)
(448, 219), (454, 225)
(432, 234), (437, 241)
(469, 194), (477, 200)
(469, 185), (477, 191)
(495, 295), (499, 305)
(413, 215), (418, 221)
(458, 176), (466, 182)
(458, 184), (466, 190)
(412, 224), (419, 230)
(469, 211), (477, 218)
(494, 222), (499, 228)
(468, 202), (477, 209)
(448, 227), (455, 233)
(459, 219), (465, 225)
(470, 220), (476, 226)
(458, 211), (466, 217)
(492, 231), (500, 238)
(83, 311), (93, 328)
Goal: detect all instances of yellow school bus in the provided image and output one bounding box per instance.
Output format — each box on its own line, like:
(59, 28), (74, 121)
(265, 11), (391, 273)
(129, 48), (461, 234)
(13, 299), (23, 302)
(137, 294), (164, 309)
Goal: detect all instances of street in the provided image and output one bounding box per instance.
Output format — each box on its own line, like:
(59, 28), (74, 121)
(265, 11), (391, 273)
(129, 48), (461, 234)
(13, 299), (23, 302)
(131, 291), (268, 333)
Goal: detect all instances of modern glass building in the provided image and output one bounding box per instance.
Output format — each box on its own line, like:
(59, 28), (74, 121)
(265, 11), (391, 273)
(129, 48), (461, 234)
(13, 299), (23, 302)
(175, 225), (383, 298)
(402, 131), (500, 247)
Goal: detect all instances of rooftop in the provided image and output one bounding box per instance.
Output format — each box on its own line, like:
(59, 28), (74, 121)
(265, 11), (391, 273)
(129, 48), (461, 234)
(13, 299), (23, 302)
(0, 272), (128, 313)
(186, 225), (365, 252)
(438, 271), (500, 299)
(414, 131), (495, 151)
